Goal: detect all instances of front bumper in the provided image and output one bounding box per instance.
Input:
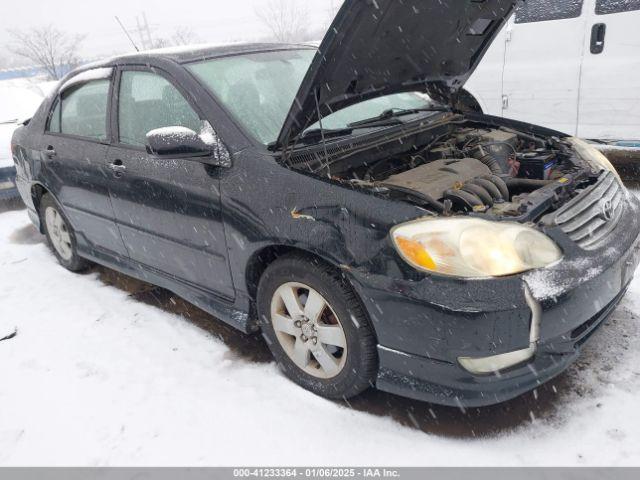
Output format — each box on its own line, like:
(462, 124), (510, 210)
(0, 166), (19, 200)
(349, 194), (640, 407)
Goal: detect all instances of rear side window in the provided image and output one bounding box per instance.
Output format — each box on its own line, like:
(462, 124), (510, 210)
(49, 80), (110, 141)
(596, 0), (640, 14)
(117, 70), (201, 147)
(515, 0), (584, 23)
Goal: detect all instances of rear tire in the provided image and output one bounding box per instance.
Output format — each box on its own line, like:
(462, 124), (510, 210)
(40, 194), (90, 272)
(257, 253), (378, 399)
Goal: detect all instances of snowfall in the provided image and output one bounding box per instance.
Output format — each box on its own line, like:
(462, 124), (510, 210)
(1, 81), (640, 467)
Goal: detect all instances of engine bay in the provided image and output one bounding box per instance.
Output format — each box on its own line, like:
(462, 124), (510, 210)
(286, 119), (599, 222)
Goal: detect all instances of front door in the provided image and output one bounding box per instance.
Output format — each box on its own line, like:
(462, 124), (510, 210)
(41, 73), (128, 257)
(106, 67), (235, 299)
(501, 0), (588, 134)
(578, 0), (640, 141)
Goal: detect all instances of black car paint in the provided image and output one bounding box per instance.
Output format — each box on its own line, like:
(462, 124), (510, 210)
(11, 44), (640, 407)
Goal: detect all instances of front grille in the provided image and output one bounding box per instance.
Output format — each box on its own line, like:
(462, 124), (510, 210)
(554, 172), (625, 250)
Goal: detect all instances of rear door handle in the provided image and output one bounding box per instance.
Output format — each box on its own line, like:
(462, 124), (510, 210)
(44, 146), (56, 158)
(108, 160), (126, 177)
(591, 23), (606, 54)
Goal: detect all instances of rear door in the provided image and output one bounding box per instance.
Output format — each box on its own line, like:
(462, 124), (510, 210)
(501, 0), (588, 134)
(41, 72), (128, 257)
(106, 66), (235, 299)
(578, 0), (640, 141)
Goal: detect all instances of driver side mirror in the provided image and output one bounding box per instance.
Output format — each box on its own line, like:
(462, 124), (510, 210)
(145, 124), (231, 168)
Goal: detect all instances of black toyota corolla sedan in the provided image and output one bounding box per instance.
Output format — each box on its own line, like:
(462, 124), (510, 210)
(11, 0), (640, 407)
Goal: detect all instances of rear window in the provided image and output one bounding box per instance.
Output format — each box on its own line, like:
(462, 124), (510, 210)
(596, 0), (640, 14)
(515, 0), (584, 23)
(47, 80), (110, 141)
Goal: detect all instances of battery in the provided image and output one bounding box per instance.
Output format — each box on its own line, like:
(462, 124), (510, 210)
(517, 152), (556, 180)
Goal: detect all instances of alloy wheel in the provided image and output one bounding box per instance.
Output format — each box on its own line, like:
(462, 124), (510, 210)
(45, 206), (73, 261)
(270, 282), (348, 379)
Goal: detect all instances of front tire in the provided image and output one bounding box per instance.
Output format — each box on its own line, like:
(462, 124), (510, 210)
(40, 194), (89, 272)
(258, 253), (377, 399)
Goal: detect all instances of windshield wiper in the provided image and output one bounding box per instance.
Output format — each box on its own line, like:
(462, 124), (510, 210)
(267, 127), (353, 150)
(347, 106), (450, 129)
(300, 127), (353, 140)
(269, 105), (451, 151)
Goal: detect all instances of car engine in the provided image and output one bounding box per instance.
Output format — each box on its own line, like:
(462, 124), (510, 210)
(290, 121), (596, 221)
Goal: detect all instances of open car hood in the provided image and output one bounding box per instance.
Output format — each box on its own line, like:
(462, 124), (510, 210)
(276, 0), (516, 148)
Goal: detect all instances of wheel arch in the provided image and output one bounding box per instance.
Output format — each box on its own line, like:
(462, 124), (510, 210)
(245, 243), (379, 340)
(245, 244), (347, 303)
(30, 182), (51, 233)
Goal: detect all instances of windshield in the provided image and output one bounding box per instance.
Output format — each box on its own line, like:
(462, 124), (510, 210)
(187, 49), (434, 145)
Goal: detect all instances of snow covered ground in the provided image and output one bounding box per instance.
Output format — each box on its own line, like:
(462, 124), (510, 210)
(0, 193), (639, 467)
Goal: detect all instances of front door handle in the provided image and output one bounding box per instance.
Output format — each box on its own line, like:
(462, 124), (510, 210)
(108, 159), (126, 177)
(591, 23), (606, 54)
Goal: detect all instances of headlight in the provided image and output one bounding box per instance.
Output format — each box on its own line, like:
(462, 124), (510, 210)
(567, 137), (621, 182)
(391, 218), (562, 278)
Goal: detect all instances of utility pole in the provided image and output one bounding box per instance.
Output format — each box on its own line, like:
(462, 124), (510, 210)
(132, 12), (154, 50)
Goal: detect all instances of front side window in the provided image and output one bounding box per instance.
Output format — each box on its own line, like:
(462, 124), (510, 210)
(188, 50), (315, 145)
(118, 70), (201, 147)
(188, 50), (432, 145)
(48, 100), (61, 133)
(48, 80), (110, 141)
(596, 0), (640, 14)
(515, 0), (584, 23)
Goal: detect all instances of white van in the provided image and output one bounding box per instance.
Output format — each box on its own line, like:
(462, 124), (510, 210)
(464, 0), (640, 149)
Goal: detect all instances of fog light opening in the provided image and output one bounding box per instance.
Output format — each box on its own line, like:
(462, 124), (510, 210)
(458, 344), (536, 375)
(458, 286), (542, 375)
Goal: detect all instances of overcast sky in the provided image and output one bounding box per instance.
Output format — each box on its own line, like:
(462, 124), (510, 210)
(0, 0), (341, 63)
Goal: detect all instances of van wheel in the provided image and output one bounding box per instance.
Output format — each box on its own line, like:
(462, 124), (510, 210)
(257, 254), (378, 399)
(40, 194), (90, 272)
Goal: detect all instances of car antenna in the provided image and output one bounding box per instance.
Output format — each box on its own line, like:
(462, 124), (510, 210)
(115, 16), (140, 52)
(314, 89), (331, 177)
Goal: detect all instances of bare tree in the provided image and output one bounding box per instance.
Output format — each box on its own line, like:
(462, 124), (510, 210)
(171, 26), (201, 46)
(7, 26), (85, 80)
(149, 37), (171, 49)
(144, 27), (201, 50)
(255, 0), (310, 43)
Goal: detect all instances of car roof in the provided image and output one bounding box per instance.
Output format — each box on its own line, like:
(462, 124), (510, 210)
(81, 42), (317, 70)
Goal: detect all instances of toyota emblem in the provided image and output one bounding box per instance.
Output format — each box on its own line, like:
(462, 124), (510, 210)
(601, 200), (614, 221)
